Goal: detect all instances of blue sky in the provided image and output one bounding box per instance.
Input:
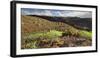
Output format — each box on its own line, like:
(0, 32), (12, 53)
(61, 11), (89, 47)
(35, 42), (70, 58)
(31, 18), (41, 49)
(21, 8), (92, 18)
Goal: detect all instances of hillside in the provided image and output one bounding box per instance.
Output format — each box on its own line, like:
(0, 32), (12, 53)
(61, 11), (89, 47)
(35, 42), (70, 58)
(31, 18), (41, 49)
(28, 15), (92, 31)
(21, 15), (92, 49)
(21, 15), (77, 34)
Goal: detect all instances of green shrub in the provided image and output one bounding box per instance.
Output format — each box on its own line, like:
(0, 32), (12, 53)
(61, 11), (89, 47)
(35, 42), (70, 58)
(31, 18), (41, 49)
(79, 30), (92, 39)
(45, 30), (63, 39)
(27, 30), (63, 39)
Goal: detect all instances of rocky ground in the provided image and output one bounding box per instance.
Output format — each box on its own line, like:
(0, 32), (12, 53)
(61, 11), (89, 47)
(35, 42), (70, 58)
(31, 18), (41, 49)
(37, 35), (92, 48)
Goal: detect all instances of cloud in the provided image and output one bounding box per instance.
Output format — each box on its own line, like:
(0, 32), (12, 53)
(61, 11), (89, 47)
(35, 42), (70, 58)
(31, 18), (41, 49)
(21, 8), (92, 18)
(64, 11), (92, 18)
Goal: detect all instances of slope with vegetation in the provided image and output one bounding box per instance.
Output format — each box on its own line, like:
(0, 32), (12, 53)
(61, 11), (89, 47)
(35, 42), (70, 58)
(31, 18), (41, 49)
(21, 15), (92, 49)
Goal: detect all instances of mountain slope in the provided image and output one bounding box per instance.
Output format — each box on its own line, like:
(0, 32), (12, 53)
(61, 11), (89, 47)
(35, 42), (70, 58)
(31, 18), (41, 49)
(21, 15), (78, 34)
(21, 15), (92, 49)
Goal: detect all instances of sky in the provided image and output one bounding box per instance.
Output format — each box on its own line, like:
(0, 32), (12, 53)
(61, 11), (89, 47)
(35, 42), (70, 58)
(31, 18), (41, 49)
(21, 8), (92, 18)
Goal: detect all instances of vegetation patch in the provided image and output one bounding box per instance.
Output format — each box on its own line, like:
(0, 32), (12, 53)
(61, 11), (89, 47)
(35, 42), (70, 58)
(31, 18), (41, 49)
(79, 30), (92, 39)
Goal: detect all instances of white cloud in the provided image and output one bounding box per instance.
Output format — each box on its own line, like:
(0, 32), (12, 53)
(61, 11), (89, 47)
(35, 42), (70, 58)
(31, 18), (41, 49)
(21, 8), (92, 18)
(64, 11), (92, 18)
